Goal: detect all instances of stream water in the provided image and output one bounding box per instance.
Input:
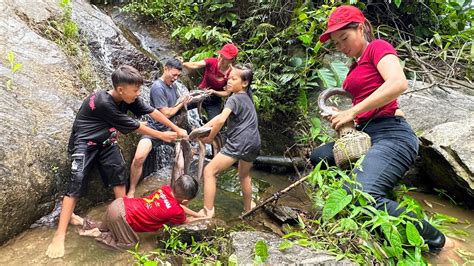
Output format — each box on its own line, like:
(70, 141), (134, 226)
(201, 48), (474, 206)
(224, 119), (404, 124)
(0, 169), (472, 265)
(0, 3), (471, 265)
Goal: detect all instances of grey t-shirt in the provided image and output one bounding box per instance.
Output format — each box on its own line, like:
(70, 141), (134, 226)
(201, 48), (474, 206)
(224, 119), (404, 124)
(148, 79), (179, 131)
(223, 92), (261, 160)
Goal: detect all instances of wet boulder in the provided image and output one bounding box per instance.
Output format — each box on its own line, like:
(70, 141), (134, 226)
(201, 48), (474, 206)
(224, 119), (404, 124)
(419, 118), (474, 206)
(398, 82), (474, 206)
(229, 231), (355, 265)
(0, 0), (161, 244)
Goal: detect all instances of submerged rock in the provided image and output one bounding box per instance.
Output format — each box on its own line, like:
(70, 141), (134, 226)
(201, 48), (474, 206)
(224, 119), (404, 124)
(229, 231), (355, 265)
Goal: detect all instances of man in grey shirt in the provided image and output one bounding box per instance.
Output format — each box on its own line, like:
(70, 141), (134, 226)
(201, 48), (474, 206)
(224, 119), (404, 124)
(128, 59), (191, 197)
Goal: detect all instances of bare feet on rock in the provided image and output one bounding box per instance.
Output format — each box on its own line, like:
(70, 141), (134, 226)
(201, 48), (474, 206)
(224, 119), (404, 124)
(70, 213), (84, 226)
(46, 233), (65, 258)
(79, 228), (101, 237)
(199, 206), (214, 218)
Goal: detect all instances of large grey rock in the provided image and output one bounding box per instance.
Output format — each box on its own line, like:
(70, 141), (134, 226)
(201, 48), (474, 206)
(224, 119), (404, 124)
(0, 0), (160, 243)
(0, 0), (85, 244)
(419, 118), (474, 206)
(229, 231), (355, 265)
(399, 82), (474, 133)
(398, 81), (474, 204)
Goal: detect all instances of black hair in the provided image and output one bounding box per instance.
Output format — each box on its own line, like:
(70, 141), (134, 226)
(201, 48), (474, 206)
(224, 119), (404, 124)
(172, 174), (199, 201)
(340, 20), (374, 42)
(111, 65), (144, 89)
(233, 64), (254, 101)
(165, 58), (183, 71)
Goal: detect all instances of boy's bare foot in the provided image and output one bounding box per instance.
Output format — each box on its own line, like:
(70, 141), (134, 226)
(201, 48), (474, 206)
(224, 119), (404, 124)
(46, 234), (65, 258)
(79, 228), (101, 237)
(70, 213), (83, 226)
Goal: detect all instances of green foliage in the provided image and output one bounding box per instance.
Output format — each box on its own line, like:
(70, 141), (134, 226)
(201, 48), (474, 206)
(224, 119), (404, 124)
(253, 240), (269, 264)
(280, 164), (468, 264)
(5, 51), (22, 91)
(130, 225), (229, 265)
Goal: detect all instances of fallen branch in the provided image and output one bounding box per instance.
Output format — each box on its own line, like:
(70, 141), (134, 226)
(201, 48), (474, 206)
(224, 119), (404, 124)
(240, 175), (309, 219)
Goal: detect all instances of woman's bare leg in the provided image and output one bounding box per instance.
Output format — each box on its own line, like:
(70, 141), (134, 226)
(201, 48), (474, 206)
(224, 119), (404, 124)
(202, 152), (237, 217)
(238, 160), (253, 212)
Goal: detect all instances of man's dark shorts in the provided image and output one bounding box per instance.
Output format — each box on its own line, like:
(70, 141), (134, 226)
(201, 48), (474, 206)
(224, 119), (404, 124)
(66, 142), (127, 198)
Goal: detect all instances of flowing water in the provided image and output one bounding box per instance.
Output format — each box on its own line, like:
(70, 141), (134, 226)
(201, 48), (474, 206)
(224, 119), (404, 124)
(0, 167), (472, 265)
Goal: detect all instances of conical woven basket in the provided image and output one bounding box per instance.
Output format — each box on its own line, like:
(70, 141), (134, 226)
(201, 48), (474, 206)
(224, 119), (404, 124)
(318, 88), (372, 169)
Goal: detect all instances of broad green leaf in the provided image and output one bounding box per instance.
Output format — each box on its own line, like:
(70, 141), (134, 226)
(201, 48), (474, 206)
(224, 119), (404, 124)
(190, 50), (214, 62)
(340, 217), (358, 231)
(298, 12), (307, 21)
(298, 34), (313, 45)
(322, 189), (352, 221)
(381, 223), (403, 258)
(329, 61), (349, 87)
(406, 222), (423, 246)
(317, 67), (337, 88)
(279, 73), (295, 84)
(394, 0), (402, 8)
(289, 57), (303, 67)
(254, 240), (269, 263)
(433, 33), (442, 48)
(278, 239), (294, 251)
(297, 88), (308, 114)
(295, 238), (311, 247)
(144, 261), (158, 266)
(313, 41), (322, 54)
(228, 254), (238, 266)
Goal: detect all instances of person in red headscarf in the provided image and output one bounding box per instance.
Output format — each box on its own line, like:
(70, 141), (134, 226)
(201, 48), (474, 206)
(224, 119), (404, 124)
(182, 43), (239, 120)
(310, 5), (454, 253)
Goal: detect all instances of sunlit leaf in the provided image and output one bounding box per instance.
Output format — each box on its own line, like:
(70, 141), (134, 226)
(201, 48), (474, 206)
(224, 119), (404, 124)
(329, 61), (349, 87)
(406, 221), (423, 246)
(228, 254), (238, 266)
(317, 67), (337, 88)
(254, 240), (269, 263)
(322, 189), (352, 221)
(278, 239), (294, 251)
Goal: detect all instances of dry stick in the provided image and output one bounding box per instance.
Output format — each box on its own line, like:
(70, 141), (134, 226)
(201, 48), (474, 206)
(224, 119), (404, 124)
(240, 175), (310, 219)
(404, 43), (436, 83)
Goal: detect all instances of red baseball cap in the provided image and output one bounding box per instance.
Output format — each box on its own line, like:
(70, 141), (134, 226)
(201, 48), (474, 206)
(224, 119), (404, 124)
(219, 43), (239, 60)
(319, 5), (366, 43)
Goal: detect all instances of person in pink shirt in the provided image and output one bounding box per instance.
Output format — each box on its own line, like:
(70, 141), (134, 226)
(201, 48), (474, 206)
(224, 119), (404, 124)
(309, 5), (453, 253)
(182, 43), (239, 120)
(70, 174), (205, 250)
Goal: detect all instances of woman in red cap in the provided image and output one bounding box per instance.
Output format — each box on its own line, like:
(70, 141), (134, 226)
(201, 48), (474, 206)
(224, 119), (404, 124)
(183, 43), (239, 120)
(310, 5), (453, 253)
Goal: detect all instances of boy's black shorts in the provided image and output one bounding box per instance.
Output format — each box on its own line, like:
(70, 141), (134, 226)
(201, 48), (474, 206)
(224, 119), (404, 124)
(66, 142), (127, 198)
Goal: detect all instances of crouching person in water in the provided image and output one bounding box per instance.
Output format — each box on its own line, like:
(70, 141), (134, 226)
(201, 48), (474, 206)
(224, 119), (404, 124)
(199, 64), (261, 218)
(46, 65), (188, 258)
(71, 174), (204, 249)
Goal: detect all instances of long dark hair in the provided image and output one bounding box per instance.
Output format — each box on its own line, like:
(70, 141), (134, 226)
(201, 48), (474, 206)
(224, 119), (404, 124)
(232, 64), (254, 102)
(341, 20), (374, 42)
